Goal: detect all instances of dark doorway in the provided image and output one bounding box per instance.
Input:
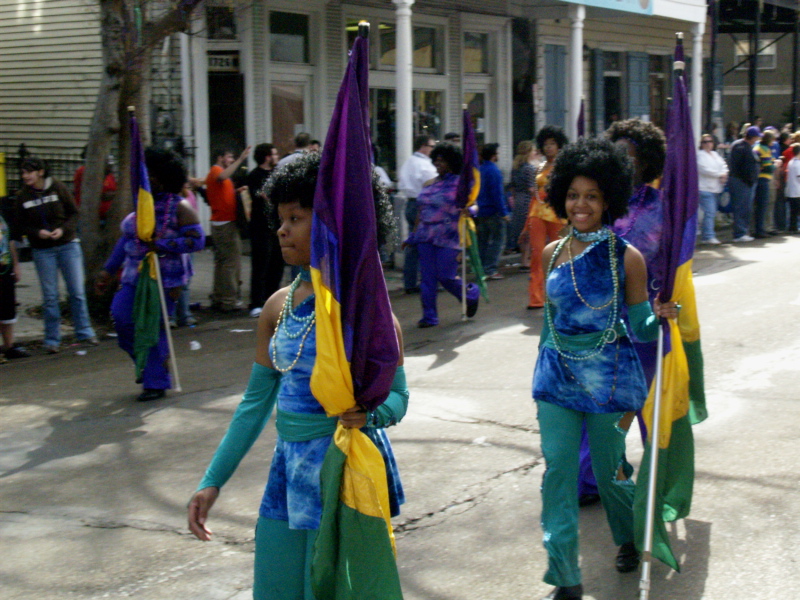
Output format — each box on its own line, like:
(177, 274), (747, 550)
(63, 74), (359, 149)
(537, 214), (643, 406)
(208, 72), (246, 159)
(604, 76), (622, 129)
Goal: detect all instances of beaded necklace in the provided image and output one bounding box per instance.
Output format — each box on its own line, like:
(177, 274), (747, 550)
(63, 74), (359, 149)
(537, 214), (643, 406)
(613, 184), (649, 237)
(543, 228), (621, 361)
(566, 227), (617, 311)
(270, 272), (316, 373)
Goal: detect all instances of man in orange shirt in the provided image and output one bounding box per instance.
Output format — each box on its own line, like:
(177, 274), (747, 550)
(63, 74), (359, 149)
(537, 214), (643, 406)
(205, 146), (250, 311)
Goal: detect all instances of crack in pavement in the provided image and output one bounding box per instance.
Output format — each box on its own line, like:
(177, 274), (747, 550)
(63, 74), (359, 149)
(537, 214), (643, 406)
(80, 516), (254, 547)
(426, 414), (539, 434)
(393, 459), (540, 538)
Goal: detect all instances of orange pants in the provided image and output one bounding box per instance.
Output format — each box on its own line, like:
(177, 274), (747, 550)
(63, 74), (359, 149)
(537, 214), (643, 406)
(527, 217), (564, 308)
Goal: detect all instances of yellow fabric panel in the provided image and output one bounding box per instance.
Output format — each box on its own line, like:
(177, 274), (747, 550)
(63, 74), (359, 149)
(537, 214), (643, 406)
(467, 167), (480, 208)
(457, 167), (480, 248)
(310, 268), (355, 417)
(673, 260), (701, 343)
(136, 251), (157, 280)
(336, 425), (397, 553)
(0, 153), (6, 198)
(642, 318), (690, 449)
(136, 188), (155, 242)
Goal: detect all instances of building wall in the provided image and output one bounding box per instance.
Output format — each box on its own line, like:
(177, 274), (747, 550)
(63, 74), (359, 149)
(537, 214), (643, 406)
(0, 0), (102, 154)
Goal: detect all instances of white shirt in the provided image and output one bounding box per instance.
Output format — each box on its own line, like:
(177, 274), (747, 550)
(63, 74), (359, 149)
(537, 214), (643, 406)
(786, 157), (800, 198)
(397, 152), (437, 199)
(277, 150), (305, 168)
(697, 149), (728, 194)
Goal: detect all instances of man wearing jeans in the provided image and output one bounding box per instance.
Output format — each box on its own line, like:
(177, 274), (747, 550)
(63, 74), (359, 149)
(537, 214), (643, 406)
(727, 126), (761, 242)
(476, 143), (510, 279)
(398, 135), (437, 293)
(205, 146), (250, 311)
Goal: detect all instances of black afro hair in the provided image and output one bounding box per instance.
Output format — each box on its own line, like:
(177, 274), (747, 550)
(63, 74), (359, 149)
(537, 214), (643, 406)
(605, 118), (666, 185)
(263, 151), (395, 247)
(546, 137), (634, 223)
(145, 148), (187, 194)
(429, 142), (463, 175)
(536, 125), (569, 152)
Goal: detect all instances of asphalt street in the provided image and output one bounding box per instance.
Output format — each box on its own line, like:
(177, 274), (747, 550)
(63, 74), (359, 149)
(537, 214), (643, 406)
(2, 236), (800, 600)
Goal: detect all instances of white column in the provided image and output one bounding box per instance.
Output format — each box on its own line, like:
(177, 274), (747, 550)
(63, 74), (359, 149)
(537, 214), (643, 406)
(190, 13), (210, 232)
(692, 21), (706, 144)
(569, 4), (585, 141)
(179, 33), (195, 175)
(394, 0), (414, 175)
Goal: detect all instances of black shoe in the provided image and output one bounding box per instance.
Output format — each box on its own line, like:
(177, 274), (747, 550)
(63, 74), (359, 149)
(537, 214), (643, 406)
(616, 541), (640, 573)
(542, 584), (583, 600)
(404, 286), (421, 295)
(578, 493), (601, 507)
(137, 389), (166, 402)
(753, 233), (769, 239)
(466, 296), (479, 318)
(417, 320), (437, 329)
(4, 346), (31, 359)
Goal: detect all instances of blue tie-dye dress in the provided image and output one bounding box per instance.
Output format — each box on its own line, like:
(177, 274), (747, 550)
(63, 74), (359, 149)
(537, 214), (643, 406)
(259, 294), (404, 529)
(532, 236), (648, 414)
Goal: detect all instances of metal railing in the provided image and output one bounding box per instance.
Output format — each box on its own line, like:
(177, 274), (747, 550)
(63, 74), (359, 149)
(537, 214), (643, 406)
(0, 143), (84, 198)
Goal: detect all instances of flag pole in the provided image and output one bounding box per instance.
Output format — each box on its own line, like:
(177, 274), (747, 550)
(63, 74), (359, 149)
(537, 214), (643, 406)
(460, 103), (468, 321)
(638, 32), (684, 599)
(639, 321), (665, 600)
(127, 105), (182, 392)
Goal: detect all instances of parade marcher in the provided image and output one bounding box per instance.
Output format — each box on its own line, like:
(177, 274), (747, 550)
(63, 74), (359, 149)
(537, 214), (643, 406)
(14, 157), (98, 353)
(187, 153), (408, 599)
(407, 142), (480, 327)
(521, 126), (569, 309)
(532, 138), (678, 600)
(0, 213), (30, 361)
(398, 134), (438, 294)
(508, 140), (539, 265)
(697, 133), (728, 245)
(247, 142), (284, 318)
(172, 181), (200, 328)
(96, 149), (204, 402)
(206, 146), (251, 312)
(475, 143), (510, 279)
(727, 126), (761, 242)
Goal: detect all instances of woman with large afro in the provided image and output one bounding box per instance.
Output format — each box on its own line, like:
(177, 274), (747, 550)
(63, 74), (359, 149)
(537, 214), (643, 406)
(187, 152), (408, 600)
(531, 137), (677, 600)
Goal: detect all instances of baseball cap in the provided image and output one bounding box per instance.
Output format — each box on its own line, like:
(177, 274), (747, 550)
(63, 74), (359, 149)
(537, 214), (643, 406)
(746, 126), (762, 138)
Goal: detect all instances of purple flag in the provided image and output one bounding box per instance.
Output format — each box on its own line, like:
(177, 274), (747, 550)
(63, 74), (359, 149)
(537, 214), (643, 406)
(577, 98), (585, 138)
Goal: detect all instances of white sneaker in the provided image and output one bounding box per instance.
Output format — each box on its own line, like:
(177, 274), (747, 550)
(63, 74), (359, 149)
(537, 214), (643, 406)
(704, 237), (721, 245)
(732, 235), (754, 243)
(249, 307), (263, 318)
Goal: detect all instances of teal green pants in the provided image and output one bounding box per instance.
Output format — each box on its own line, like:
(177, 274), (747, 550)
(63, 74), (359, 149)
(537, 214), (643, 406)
(253, 517), (318, 600)
(536, 400), (636, 587)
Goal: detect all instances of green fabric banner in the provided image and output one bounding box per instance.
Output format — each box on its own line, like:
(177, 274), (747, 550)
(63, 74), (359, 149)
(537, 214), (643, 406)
(311, 442), (403, 600)
(133, 254), (162, 379)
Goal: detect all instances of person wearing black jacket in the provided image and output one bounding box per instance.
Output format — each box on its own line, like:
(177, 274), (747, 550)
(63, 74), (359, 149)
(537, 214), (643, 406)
(14, 157), (97, 353)
(727, 126), (761, 242)
(246, 143), (284, 317)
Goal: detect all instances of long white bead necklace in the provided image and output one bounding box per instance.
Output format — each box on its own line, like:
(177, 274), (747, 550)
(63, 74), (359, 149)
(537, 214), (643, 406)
(271, 273), (316, 373)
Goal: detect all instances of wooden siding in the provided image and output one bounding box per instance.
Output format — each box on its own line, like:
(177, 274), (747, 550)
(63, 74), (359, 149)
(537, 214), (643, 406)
(0, 0), (102, 154)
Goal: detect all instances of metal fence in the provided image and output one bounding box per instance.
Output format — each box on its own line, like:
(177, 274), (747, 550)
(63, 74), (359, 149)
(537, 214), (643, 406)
(0, 143), (84, 198)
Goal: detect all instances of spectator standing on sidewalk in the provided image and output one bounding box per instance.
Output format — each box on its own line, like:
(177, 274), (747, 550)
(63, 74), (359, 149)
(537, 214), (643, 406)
(276, 132), (311, 168)
(727, 126), (761, 243)
(785, 143), (800, 233)
(13, 157), (97, 353)
(476, 143), (510, 279)
(205, 146), (251, 312)
(753, 129), (781, 238)
(247, 143), (283, 318)
(0, 213), (30, 361)
(697, 134), (728, 245)
(398, 134), (438, 294)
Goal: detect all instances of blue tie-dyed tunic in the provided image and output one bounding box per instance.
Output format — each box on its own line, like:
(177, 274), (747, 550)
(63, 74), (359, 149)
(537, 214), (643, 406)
(532, 236), (648, 414)
(259, 294), (404, 529)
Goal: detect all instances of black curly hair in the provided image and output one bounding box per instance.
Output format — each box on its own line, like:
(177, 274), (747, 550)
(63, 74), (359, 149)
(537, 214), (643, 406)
(144, 148), (187, 194)
(429, 142), (463, 175)
(546, 137), (634, 223)
(535, 125), (569, 152)
(605, 119), (666, 185)
(263, 151), (395, 247)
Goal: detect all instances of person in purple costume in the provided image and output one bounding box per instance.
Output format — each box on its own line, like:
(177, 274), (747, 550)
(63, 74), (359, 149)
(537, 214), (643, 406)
(96, 149), (205, 402)
(573, 119), (667, 505)
(407, 142), (479, 327)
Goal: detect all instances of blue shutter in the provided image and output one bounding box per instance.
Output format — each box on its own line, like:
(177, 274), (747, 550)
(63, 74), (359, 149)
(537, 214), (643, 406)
(593, 49), (605, 135)
(627, 51), (650, 120)
(545, 44), (567, 128)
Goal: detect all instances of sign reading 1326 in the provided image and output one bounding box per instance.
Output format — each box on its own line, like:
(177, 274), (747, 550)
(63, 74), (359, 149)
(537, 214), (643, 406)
(208, 52), (240, 72)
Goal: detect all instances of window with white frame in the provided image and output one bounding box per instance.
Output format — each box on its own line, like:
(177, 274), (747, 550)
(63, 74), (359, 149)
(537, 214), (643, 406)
(464, 32), (490, 74)
(270, 11), (310, 63)
(735, 40), (776, 70)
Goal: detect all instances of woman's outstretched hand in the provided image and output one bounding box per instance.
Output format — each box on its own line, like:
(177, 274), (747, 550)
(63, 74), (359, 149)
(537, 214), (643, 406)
(187, 487), (219, 541)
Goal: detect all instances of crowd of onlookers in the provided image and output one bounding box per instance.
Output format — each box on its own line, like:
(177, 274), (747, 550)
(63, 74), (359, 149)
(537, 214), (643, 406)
(3, 117), (800, 362)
